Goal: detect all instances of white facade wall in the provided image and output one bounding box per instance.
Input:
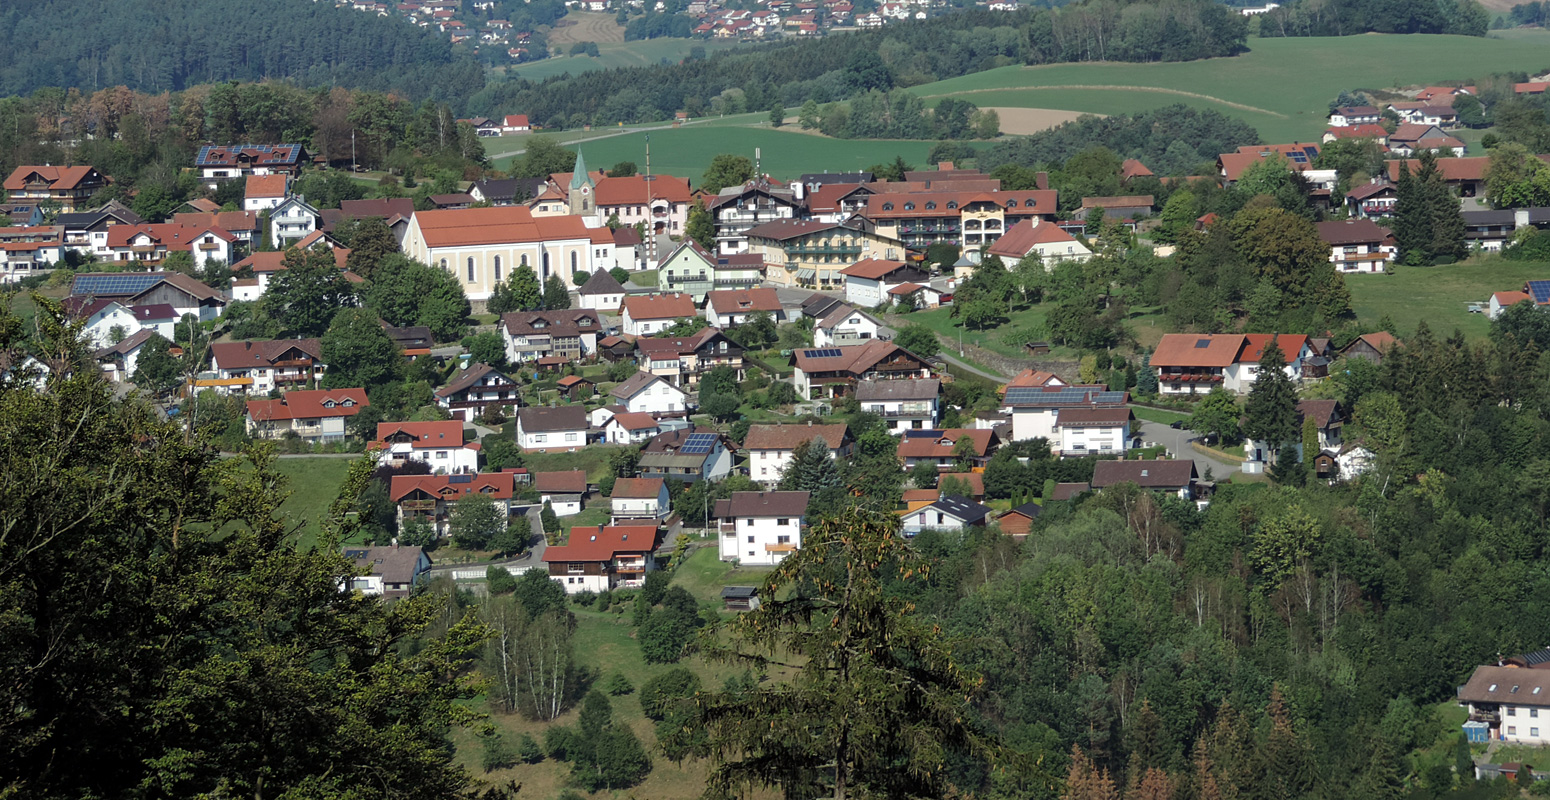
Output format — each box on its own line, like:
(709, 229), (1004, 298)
(1009, 407), (1059, 444)
(518, 424), (586, 450)
(844, 276), (884, 307)
(378, 445), (480, 475)
(860, 398), (938, 434)
(1058, 423), (1130, 456)
(540, 493), (583, 516)
(605, 419), (660, 444)
(900, 507), (972, 536)
(82, 304), (142, 349)
(620, 379), (687, 414)
(621, 311), (680, 336)
(611, 491), (669, 520)
(553, 570), (610, 594)
(408, 238), (593, 302)
(814, 313), (882, 347)
(722, 515), (802, 566)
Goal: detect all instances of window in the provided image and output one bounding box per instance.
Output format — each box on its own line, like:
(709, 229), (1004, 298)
(903, 202), (914, 210)
(1536, 728), (1542, 737)
(1510, 707), (1518, 717)
(745, 519), (754, 525)
(571, 251), (578, 272)
(542, 251), (550, 277)
(440, 258), (447, 269)
(467, 257), (475, 282)
(748, 551), (755, 557)
(777, 535), (791, 544)
(534, 434), (547, 443)
(946, 201), (958, 210)
(436, 451), (448, 459)
(882, 203), (894, 211)
(925, 201), (936, 210)
(565, 432), (578, 442)
(521, 254), (528, 267)
(568, 563), (583, 573)
(1535, 709), (1541, 718)
(724, 529), (735, 537)
(746, 535), (755, 543)
(494, 255), (502, 281)
(1510, 726), (1518, 735)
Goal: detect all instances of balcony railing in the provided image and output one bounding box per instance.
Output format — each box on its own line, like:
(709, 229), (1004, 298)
(787, 245), (862, 256)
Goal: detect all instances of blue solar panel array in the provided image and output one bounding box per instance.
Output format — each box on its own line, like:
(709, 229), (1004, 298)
(680, 433), (718, 454)
(71, 273), (165, 297)
(803, 348), (843, 359)
(1528, 281), (1550, 305)
(449, 475), (472, 484)
(1003, 387), (1128, 408)
(903, 429), (945, 439)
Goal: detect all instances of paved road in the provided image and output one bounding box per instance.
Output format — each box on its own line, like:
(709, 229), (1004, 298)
(1136, 420), (1237, 480)
(428, 506), (547, 578)
(938, 350), (1008, 381)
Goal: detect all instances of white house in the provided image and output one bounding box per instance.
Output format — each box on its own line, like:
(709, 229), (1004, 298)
(1151, 333), (1311, 396)
(744, 423), (850, 485)
(855, 378), (939, 433)
(1458, 665), (1550, 745)
(984, 218), (1093, 265)
(245, 388), (369, 443)
(1315, 220), (1396, 273)
(343, 545), (432, 598)
(900, 496), (992, 537)
(207, 338), (327, 395)
(542, 524), (659, 594)
(1090, 459), (1197, 500)
(609, 371), (688, 415)
(374, 420), (481, 475)
(243, 174), (289, 212)
(1243, 399), (1341, 474)
(515, 405), (589, 451)
(93, 328), (157, 383)
(270, 195), (321, 246)
(577, 270), (627, 312)
(75, 300), (144, 349)
(1002, 385), (1128, 446)
(813, 304), (886, 347)
(1222, 334), (1312, 394)
(620, 293), (696, 336)
(704, 287), (784, 328)
(502, 114), (531, 134)
(605, 411), (662, 444)
(1327, 105), (1381, 127)
(610, 476), (671, 523)
(719, 491), (809, 566)
(104, 224), (236, 272)
(534, 470), (589, 517)
(839, 258), (931, 307)
(1052, 407), (1134, 457)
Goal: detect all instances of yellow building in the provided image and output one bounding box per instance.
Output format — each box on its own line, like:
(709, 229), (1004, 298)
(402, 206), (595, 301)
(744, 219), (906, 289)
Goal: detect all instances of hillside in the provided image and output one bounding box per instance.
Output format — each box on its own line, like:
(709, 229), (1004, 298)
(907, 31), (1550, 144)
(0, 0), (484, 104)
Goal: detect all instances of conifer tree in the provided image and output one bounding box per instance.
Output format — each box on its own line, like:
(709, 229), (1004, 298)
(1242, 339), (1299, 465)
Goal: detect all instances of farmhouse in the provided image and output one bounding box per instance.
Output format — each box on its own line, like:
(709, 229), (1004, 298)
(391, 472), (515, 536)
(633, 327), (745, 387)
(704, 288), (784, 327)
(245, 388), (368, 442)
(4, 165), (108, 212)
(209, 339), (327, 395)
(498, 309), (603, 362)
(638, 427), (736, 483)
(374, 420), (480, 474)
(1315, 219), (1396, 273)
(544, 524), (660, 593)
(1091, 459), (1198, 500)
(790, 340), (933, 400)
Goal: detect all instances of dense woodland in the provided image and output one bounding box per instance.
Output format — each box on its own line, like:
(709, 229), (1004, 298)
(468, 0), (1248, 128)
(0, 0), (485, 105)
(1257, 0), (1491, 36)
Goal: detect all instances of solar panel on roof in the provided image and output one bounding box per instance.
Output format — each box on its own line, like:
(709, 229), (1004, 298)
(71, 273), (164, 297)
(803, 348), (843, 358)
(904, 429), (944, 438)
(449, 475), (472, 484)
(1528, 281), (1550, 304)
(680, 432), (718, 454)
(1004, 387), (1126, 407)
(1194, 339), (1211, 348)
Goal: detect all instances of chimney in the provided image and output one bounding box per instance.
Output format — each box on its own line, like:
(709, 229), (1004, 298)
(807, 419), (812, 426)
(1035, 171), (1049, 191)
(1516, 208), (1531, 230)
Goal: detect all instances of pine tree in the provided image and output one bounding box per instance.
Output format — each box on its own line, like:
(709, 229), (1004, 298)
(1392, 159), (1428, 265)
(542, 274), (571, 310)
(777, 438), (840, 492)
(1351, 736), (1404, 800)
(1300, 414), (1319, 476)
(1242, 339), (1299, 464)
(1256, 686), (1315, 799)
(509, 265), (541, 311)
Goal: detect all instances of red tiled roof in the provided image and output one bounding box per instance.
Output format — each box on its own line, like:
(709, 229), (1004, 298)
(792, 339), (923, 375)
(861, 190), (1058, 220)
(1494, 290), (1530, 306)
(413, 206), (592, 248)
(986, 219), (1077, 258)
(936, 471), (984, 496)
(533, 470), (588, 493)
(245, 174), (288, 199)
(595, 174), (692, 206)
(1055, 407), (1134, 427)
(1121, 159), (1154, 181)
(1091, 459), (1195, 489)
(246, 388), (368, 422)
(233, 247), (349, 272)
(611, 476), (665, 498)
(621, 292), (695, 321)
(1316, 219), (1392, 245)
(896, 428), (994, 459)
(1384, 156), (1496, 183)
(1238, 334), (1308, 364)
(839, 258), (911, 280)
(390, 472), (515, 502)
(1080, 195), (1154, 209)
(1323, 124), (1389, 140)
(211, 338), (322, 368)
(744, 422), (848, 451)
(4, 165), (102, 191)
(174, 210), (262, 233)
(107, 223), (235, 249)
(1150, 333), (1243, 369)
(375, 420), (467, 450)
(543, 525), (658, 562)
(706, 287), (782, 313)
(609, 411), (660, 431)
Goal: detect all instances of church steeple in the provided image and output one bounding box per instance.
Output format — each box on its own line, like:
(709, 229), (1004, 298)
(567, 149), (594, 215)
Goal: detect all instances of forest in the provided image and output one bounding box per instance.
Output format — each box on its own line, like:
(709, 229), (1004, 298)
(466, 0), (1248, 129)
(978, 105), (1262, 180)
(1256, 0), (1491, 36)
(0, 0), (485, 105)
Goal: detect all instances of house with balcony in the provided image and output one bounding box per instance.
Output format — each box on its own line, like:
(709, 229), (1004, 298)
(104, 224), (235, 271)
(744, 218), (905, 289)
(839, 258), (930, 307)
(1316, 219), (1395, 273)
(196, 144), (308, 187)
(93, 329), (157, 383)
(718, 491), (809, 566)
(896, 428), (999, 472)
(745, 422), (849, 484)
(633, 327), (745, 387)
(434, 362), (521, 421)
(244, 174), (290, 212)
(1052, 407), (1134, 456)
(1003, 384), (1128, 446)
(860, 189), (1058, 253)
(499, 309), (603, 362)
(813, 304), (888, 347)
(209, 339), (327, 395)
(638, 427), (736, 484)
(707, 180), (801, 253)
(374, 420), (480, 474)
(610, 477), (671, 523)
(1091, 459), (1198, 500)
(57, 203), (142, 253)
(704, 288), (783, 328)
(390, 472), (515, 537)
(270, 195), (322, 246)
(67, 271), (227, 322)
(985, 218), (1093, 265)
(4, 165), (109, 212)
(609, 371), (688, 415)
(605, 411), (662, 444)
(1457, 665), (1550, 744)
(592, 173), (692, 237)
(655, 241), (718, 301)
(0, 225), (65, 283)
(856, 378), (939, 433)
(1243, 399), (1342, 474)
(1344, 182), (1398, 220)
(1150, 334), (1242, 396)
(515, 405), (589, 451)
(900, 495), (992, 536)
(229, 238), (355, 302)
(543, 524), (661, 593)
(621, 292), (697, 336)
(790, 340), (933, 400)
(245, 388), (369, 442)
(1327, 105), (1381, 127)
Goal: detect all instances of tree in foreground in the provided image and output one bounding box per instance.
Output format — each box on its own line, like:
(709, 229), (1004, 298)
(0, 299), (491, 799)
(697, 506), (1012, 800)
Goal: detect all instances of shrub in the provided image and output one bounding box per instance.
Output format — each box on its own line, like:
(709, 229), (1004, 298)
(605, 672), (635, 696)
(480, 733), (515, 773)
(639, 667), (702, 720)
(516, 733), (544, 764)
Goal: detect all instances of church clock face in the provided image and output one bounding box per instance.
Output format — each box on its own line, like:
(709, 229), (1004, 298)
(580, 186), (590, 196)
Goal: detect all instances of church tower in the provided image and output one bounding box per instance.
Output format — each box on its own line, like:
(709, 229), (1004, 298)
(567, 149), (595, 217)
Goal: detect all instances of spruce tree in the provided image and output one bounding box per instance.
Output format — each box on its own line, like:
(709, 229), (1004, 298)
(777, 438), (840, 492)
(542, 274), (571, 310)
(1242, 339), (1300, 465)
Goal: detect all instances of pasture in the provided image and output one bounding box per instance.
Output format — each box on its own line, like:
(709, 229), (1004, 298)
(502, 37), (744, 81)
(909, 32), (1550, 143)
(1346, 259), (1550, 340)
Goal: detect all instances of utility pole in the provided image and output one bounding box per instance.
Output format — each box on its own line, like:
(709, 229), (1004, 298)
(645, 134), (654, 268)
(351, 129), (357, 174)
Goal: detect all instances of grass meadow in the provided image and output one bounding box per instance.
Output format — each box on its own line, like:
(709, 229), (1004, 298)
(908, 32), (1550, 144)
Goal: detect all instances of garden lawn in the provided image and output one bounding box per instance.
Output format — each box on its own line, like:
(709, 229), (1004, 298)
(908, 31), (1550, 144)
(1346, 259), (1550, 340)
(273, 456), (361, 550)
(1132, 406), (1190, 425)
(520, 443), (623, 482)
(894, 303), (1057, 360)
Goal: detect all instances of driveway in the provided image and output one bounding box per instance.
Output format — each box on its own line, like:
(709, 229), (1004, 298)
(1135, 420), (1238, 481)
(427, 505), (547, 579)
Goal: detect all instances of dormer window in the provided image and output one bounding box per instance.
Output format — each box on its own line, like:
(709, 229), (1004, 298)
(342, 399), (354, 406)
(946, 201), (958, 209)
(323, 400), (335, 408)
(1006, 200), (1018, 208)
(579, 317), (591, 326)
(882, 202), (893, 211)
(925, 201), (936, 210)
(903, 202), (914, 210)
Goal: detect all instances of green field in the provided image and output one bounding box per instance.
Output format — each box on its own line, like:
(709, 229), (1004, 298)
(909, 32), (1550, 144)
(493, 124), (937, 179)
(1346, 259), (1550, 339)
(503, 38), (744, 81)
(273, 456), (360, 550)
